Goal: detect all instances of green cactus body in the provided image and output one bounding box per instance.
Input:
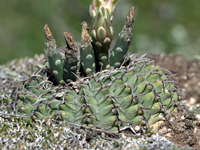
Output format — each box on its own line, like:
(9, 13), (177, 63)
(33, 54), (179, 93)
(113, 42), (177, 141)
(15, 54), (180, 132)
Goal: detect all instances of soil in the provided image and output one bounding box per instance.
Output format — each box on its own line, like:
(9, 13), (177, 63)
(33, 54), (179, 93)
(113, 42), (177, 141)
(148, 53), (200, 149)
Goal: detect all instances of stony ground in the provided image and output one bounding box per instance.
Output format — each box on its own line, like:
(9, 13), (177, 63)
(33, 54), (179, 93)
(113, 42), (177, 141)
(148, 53), (200, 149)
(0, 53), (200, 149)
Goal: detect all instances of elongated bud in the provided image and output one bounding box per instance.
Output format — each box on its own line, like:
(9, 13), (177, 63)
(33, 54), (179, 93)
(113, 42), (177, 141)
(80, 21), (96, 76)
(90, 0), (118, 71)
(44, 24), (64, 85)
(63, 32), (78, 83)
(109, 7), (135, 69)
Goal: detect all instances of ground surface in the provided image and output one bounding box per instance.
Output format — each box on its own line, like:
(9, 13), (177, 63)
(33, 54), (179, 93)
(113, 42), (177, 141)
(148, 53), (200, 149)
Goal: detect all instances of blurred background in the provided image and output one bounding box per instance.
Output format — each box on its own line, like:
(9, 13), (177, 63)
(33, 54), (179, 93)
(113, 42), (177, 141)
(0, 0), (200, 64)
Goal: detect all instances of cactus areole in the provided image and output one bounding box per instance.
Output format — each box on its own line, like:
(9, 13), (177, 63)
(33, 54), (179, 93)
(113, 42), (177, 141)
(14, 0), (181, 133)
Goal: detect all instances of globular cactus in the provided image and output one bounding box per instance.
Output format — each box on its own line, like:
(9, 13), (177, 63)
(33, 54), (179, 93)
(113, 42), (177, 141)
(13, 0), (181, 133)
(14, 54), (180, 132)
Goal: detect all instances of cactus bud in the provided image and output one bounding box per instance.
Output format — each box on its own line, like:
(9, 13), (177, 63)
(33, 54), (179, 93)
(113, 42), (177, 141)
(80, 21), (96, 76)
(44, 24), (64, 85)
(109, 7), (135, 69)
(90, 1), (117, 71)
(63, 32), (78, 83)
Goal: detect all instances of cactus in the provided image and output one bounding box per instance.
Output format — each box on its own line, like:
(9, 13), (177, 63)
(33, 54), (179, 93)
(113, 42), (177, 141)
(14, 54), (180, 132)
(12, 0), (181, 133)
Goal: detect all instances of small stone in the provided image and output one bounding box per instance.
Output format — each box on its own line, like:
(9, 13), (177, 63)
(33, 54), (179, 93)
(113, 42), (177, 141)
(158, 126), (168, 135)
(134, 126), (140, 132)
(190, 97), (196, 105)
(184, 83), (188, 88)
(151, 120), (165, 132)
(183, 75), (187, 80)
(196, 114), (200, 121)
